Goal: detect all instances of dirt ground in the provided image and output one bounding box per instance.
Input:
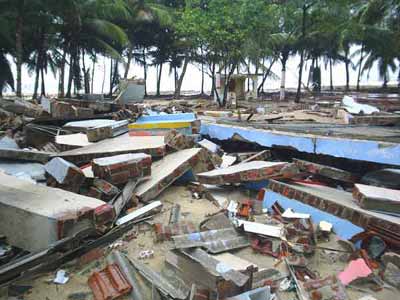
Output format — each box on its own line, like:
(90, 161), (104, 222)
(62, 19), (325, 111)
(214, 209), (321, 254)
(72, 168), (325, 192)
(19, 185), (398, 300)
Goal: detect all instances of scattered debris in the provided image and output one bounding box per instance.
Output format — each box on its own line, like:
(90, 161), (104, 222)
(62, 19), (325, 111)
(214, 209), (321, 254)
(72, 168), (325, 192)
(342, 96), (380, 115)
(53, 269), (69, 285)
(338, 258), (373, 286)
(88, 264), (132, 300)
(197, 161), (288, 184)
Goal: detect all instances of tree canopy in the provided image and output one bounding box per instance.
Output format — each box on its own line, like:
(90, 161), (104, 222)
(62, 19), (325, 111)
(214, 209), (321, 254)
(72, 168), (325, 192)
(0, 0), (399, 105)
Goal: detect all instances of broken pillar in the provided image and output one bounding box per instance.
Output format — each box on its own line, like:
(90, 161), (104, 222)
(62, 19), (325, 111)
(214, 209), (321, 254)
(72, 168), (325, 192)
(196, 161), (288, 185)
(0, 172), (113, 252)
(92, 153), (152, 186)
(45, 157), (86, 192)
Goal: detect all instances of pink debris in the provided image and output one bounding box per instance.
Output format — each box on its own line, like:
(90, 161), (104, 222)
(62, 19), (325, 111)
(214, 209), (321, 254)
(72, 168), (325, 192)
(337, 258), (372, 286)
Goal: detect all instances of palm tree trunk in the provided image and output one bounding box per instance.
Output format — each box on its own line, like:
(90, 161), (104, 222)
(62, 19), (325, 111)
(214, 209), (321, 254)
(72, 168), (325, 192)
(280, 57), (287, 101)
(15, 1), (24, 98)
(247, 59), (251, 92)
(143, 48), (147, 97)
(40, 67), (46, 96)
(66, 54), (74, 98)
(91, 54), (96, 93)
(101, 56), (106, 94)
(33, 58), (40, 100)
(109, 58), (113, 96)
(58, 49), (66, 98)
(201, 62), (205, 95)
(330, 59), (333, 91)
(175, 54), (190, 98)
(156, 63), (163, 97)
(356, 45), (364, 91)
(257, 58), (276, 94)
(222, 63), (237, 107)
(124, 47), (132, 79)
(345, 48), (350, 91)
(295, 4), (308, 103)
(398, 66), (400, 90)
(211, 62), (216, 98)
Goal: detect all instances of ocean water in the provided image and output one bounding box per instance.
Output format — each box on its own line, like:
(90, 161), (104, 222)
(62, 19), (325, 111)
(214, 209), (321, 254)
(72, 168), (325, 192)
(5, 51), (399, 96)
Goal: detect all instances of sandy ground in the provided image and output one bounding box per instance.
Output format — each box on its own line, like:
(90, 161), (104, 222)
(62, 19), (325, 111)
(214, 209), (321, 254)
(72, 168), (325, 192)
(17, 186), (399, 300)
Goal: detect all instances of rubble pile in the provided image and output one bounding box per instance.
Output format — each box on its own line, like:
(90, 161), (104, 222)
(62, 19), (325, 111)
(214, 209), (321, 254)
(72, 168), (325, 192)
(0, 95), (399, 300)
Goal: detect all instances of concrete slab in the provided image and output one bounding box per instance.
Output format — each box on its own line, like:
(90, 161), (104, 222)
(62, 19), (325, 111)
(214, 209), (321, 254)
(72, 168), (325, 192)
(196, 161), (288, 185)
(201, 123), (400, 165)
(293, 158), (357, 183)
(353, 184), (400, 215)
(134, 148), (213, 203)
(0, 172), (109, 252)
(0, 160), (46, 182)
(63, 119), (119, 132)
(0, 148), (52, 163)
(56, 134), (166, 164)
(55, 133), (93, 149)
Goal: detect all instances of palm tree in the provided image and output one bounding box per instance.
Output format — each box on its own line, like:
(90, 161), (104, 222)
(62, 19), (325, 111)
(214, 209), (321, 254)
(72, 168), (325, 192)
(0, 11), (14, 97)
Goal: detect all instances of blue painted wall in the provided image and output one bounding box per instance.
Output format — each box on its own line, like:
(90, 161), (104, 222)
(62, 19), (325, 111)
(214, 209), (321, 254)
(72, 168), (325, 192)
(201, 123), (400, 166)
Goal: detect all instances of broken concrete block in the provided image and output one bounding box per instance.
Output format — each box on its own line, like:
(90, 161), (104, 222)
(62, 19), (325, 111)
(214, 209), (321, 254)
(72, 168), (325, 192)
(382, 252), (400, 269)
(361, 168), (400, 190)
(154, 222), (197, 242)
(0, 136), (19, 149)
(294, 158), (357, 183)
(0, 98), (43, 117)
(226, 287), (270, 300)
(92, 153), (152, 185)
(0, 172), (112, 251)
(166, 249), (249, 298)
(88, 178), (120, 201)
(57, 134), (166, 165)
(353, 184), (400, 214)
(197, 161), (288, 185)
(73, 106), (94, 118)
(63, 119), (122, 132)
(51, 100), (76, 118)
(0, 148), (52, 164)
(45, 157), (85, 191)
(164, 130), (195, 151)
(197, 139), (221, 154)
(172, 228), (249, 253)
(55, 133), (93, 151)
(134, 148), (213, 203)
(86, 120), (129, 143)
(383, 262), (400, 289)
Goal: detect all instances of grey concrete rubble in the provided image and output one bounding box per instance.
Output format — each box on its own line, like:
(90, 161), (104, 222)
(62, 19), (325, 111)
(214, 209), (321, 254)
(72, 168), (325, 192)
(45, 157), (85, 191)
(0, 172), (109, 252)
